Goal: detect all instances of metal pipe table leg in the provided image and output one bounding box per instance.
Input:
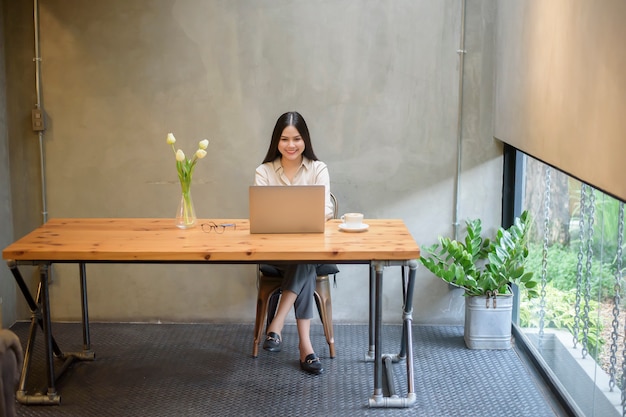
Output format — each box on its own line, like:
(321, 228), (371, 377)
(71, 263), (95, 363)
(402, 260), (418, 398)
(374, 262), (384, 401)
(365, 265), (376, 361)
(40, 263), (61, 404)
(79, 263), (92, 352)
(7, 260), (95, 405)
(8, 261), (61, 404)
(7, 261), (62, 356)
(399, 265), (408, 360)
(368, 260), (418, 408)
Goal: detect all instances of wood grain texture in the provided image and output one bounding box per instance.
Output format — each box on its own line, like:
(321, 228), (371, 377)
(3, 218), (420, 263)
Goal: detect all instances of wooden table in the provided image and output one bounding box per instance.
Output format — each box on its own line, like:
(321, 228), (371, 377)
(3, 218), (420, 408)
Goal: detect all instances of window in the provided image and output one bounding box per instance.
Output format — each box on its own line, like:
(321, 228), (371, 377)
(514, 151), (625, 417)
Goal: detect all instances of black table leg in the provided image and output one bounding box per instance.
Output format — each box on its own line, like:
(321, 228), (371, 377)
(79, 263), (91, 351)
(7, 260), (95, 405)
(39, 263), (60, 403)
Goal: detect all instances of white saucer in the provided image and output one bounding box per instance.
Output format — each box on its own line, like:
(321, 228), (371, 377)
(339, 223), (369, 232)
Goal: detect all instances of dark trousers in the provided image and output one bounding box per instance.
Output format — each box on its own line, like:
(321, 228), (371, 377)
(273, 264), (317, 319)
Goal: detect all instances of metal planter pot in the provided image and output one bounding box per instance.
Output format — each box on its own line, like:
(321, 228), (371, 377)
(464, 293), (513, 350)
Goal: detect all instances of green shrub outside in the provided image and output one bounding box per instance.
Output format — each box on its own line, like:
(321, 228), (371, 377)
(525, 242), (616, 300)
(522, 242), (612, 362)
(519, 283), (604, 361)
(570, 188), (626, 267)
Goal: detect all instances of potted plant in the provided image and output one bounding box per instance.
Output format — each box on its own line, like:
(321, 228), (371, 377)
(420, 210), (539, 349)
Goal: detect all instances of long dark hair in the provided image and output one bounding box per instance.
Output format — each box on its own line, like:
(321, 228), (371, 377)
(261, 111), (319, 163)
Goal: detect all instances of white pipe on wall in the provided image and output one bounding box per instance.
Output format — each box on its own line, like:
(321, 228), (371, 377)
(33, 0), (48, 224)
(453, 0), (467, 240)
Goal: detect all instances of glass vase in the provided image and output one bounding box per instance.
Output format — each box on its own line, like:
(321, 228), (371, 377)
(175, 190), (197, 229)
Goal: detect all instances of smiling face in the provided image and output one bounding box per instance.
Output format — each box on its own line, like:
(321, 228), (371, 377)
(278, 125), (305, 163)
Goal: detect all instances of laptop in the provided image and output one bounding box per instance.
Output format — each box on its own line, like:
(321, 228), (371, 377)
(249, 185), (326, 233)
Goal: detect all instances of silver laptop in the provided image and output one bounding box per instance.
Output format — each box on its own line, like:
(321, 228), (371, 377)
(249, 185), (325, 234)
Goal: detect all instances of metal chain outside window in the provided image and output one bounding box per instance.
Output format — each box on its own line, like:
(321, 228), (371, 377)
(573, 184), (587, 349)
(610, 202), (624, 392)
(539, 166), (551, 343)
(613, 202), (626, 416)
(582, 188), (595, 359)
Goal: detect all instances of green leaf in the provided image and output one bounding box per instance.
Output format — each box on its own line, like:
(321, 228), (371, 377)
(509, 266), (524, 279)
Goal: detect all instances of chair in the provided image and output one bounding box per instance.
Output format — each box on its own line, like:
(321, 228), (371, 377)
(252, 193), (339, 358)
(0, 329), (23, 417)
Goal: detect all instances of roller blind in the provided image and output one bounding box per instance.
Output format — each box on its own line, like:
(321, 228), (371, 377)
(494, 0), (626, 202)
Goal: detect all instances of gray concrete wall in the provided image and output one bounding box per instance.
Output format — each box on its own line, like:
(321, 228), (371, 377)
(495, 0), (626, 202)
(3, 0), (501, 325)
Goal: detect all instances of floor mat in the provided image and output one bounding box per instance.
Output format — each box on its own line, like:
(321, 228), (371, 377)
(9, 322), (558, 417)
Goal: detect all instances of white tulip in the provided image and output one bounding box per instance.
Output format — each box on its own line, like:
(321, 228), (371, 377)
(175, 149), (185, 161)
(195, 149), (207, 159)
(198, 139), (209, 150)
(166, 133), (176, 144)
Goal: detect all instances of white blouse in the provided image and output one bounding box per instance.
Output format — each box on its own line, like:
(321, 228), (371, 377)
(254, 157), (333, 220)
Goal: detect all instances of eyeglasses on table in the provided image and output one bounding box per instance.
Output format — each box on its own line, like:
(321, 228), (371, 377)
(201, 222), (237, 234)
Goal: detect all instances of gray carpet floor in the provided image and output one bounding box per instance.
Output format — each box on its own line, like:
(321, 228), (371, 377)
(8, 322), (561, 417)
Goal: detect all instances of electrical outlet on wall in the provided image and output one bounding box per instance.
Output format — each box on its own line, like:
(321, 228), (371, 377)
(32, 108), (46, 131)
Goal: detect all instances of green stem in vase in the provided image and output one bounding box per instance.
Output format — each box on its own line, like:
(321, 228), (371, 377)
(179, 181), (194, 225)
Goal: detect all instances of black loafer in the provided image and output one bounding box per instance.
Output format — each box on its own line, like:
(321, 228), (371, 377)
(263, 332), (282, 352)
(300, 353), (324, 375)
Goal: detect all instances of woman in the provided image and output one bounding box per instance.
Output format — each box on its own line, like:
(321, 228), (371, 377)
(254, 111), (332, 375)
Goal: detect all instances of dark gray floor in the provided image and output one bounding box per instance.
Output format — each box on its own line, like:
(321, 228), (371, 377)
(9, 322), (561, 417)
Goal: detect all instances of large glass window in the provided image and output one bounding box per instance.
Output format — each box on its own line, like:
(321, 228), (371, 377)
(518, 154), (625, 417)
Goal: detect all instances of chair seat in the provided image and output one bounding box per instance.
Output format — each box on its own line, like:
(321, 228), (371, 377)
(259, 264), (339, 277)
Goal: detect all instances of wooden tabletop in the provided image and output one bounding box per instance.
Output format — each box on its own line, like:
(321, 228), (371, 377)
(2, 218), (420, 263)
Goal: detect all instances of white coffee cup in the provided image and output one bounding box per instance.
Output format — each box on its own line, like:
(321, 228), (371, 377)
(341, 212), (364, 228)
